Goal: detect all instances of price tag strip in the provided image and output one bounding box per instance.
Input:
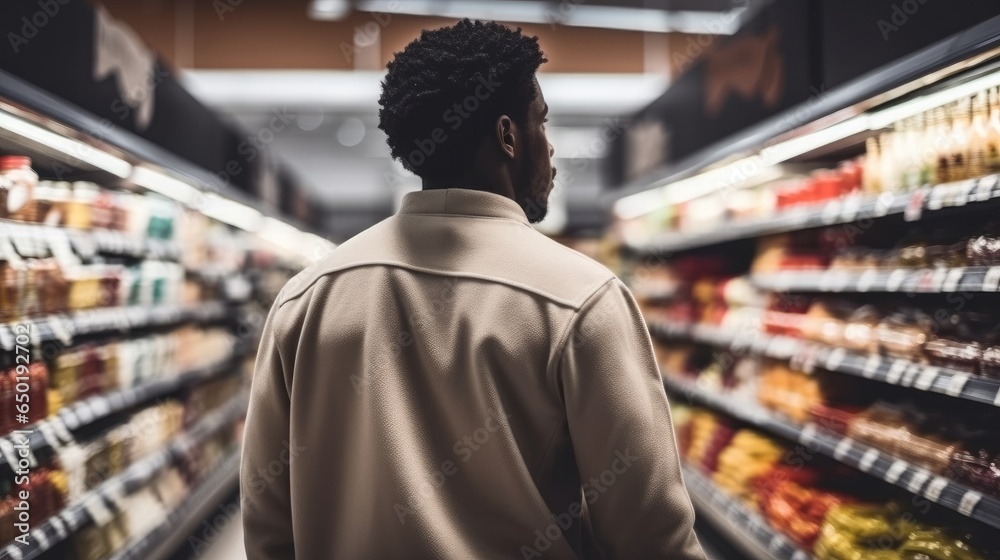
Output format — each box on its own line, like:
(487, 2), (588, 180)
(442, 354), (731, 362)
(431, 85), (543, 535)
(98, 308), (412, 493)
(907, 469), (931, 494)
(943, 268), (965, 292)
(984, 266), (1000, 292)
(886, 360), (908, 384)
(959, 491), (983, 517)
(884, 460), (908, 484)
(862, 354), (882, 379)
(923, 476), (950, 503)
(859, 448), (880, 472)
(834, 438), (854, 461)
(914, 367), (940, 391)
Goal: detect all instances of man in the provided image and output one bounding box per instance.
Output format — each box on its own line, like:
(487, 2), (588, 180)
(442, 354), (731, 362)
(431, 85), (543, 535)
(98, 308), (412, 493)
(242, 19), (704, 560)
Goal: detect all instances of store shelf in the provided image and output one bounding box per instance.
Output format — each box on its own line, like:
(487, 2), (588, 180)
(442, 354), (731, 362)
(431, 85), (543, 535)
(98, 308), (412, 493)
(662, 375), (1000, 531)
(0, 344), (250, 471)
(106, 450), (240, 560)
(0, 220), (181, 262)
(753, 265), (1000, 294)
(627, 175), (1000, 255)
(683, 465), (811, 560)
(649, 320), (1000, 408)
(0, 301), (232, 349)
(0, 397), (247, 560)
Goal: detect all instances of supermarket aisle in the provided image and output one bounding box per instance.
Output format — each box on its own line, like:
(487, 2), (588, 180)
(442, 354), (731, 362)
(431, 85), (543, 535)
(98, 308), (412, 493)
(197, 521), (247, 560)
(171, 497), (248, 560)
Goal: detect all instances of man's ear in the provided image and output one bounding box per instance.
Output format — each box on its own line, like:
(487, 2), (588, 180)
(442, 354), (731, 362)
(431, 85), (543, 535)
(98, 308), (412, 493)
(495, 115), (516, 159)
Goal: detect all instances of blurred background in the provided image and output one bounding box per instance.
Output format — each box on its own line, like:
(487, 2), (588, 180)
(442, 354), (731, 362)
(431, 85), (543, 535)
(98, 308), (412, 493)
(2, 0), (1000, 558)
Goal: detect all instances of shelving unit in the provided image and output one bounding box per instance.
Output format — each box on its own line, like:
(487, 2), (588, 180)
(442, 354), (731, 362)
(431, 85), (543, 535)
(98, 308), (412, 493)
(626, 175), (1000, 255)
(105, 451), (240, 560)
(649, 320), (1000, 408)
(0, 16), (326, 556)
(752, 265), (1000, 294)
(0, 344), (251, 471)
(0, 301), (233, 348)
(684, 466), (811, 560)
(662, 375), (1000, 531)
(0, 397), (247, 560)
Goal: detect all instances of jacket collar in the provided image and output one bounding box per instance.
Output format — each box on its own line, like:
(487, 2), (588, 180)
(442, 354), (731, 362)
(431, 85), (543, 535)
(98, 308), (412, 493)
(398, 188), (529, 224)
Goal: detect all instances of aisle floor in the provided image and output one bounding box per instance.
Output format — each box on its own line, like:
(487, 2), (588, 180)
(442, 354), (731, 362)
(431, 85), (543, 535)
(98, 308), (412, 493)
(189, 514), (247, 560)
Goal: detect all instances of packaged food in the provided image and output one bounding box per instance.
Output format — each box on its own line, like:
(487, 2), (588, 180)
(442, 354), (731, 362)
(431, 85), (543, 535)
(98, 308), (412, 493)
(0, 156), (38, 222)
(810, 404), (864, 436)
(52, 348), (83, 407)
(73, 523), (110, 560)
(925, 240), (969, 268)
(980, 346), (1000, 379)
(0, 263), (19, 323)
(26, 361), (49, 424)
(31, 258), (69, 316)
(967, 234), (1000, 266)
(949, 448), (1000, 497)
(91, 189), (115, 230)
(0, 369), (15, 435)
(847, 402), (958, 474)
(0, 496), (16, 546)
(924, 337), (981, 374)
(67, 181), (100, 230)
(875, 311), (933, 360)
(899, 528), (986, 560)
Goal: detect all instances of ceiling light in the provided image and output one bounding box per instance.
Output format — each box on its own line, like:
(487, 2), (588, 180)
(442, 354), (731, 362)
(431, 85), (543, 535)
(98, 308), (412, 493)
(328, 0), (743, 34)
(337, 118), (366, 147)
(309, 0), (351, 20)
(0, 109), (133, 178)
(182, 70), (668, 117)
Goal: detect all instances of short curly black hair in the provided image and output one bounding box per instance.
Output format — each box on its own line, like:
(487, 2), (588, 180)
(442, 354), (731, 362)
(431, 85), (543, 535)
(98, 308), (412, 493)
(378, 19), (547, 181)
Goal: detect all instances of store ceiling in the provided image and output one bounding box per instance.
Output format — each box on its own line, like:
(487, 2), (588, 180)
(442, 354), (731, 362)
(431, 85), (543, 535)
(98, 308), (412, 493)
(99, 0), (759, 239)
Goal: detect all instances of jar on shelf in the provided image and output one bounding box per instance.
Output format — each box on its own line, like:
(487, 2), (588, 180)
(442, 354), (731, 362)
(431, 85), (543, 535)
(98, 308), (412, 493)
(67, 181), (99, 230)
(45, 181), (73, 226)
(91, 189), (114, 230)
(0, 156), (38, 222)
(110, 191), (130, 231)
(33, 180), (55, 225)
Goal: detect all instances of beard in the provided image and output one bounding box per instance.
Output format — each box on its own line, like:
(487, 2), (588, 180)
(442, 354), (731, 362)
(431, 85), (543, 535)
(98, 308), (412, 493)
(517, 166), (556, 224)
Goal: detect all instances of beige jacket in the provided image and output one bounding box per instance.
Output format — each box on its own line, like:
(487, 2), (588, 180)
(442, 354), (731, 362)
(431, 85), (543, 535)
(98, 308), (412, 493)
(241, 188), (704, 560)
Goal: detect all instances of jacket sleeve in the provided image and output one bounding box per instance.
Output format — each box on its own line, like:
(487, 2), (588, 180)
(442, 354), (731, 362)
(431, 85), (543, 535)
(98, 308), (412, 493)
(558, 278), (705, 560)
(241, 302), (296, 560)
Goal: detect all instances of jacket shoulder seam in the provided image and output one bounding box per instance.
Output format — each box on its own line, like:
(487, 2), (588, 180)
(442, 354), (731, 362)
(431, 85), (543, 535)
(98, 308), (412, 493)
(277, 261), (610, 310)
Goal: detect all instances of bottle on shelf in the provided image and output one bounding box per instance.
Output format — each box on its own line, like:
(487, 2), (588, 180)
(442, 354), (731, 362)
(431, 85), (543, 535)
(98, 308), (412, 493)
(987, 87), (1000, 173)
(969, 91), (990, 180)
(946, 99), (972, 183)
(0, 155), (38, 222)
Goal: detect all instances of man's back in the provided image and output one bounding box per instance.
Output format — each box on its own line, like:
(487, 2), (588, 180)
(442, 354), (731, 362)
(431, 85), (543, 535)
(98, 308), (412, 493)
(241, 188), (704, 559)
